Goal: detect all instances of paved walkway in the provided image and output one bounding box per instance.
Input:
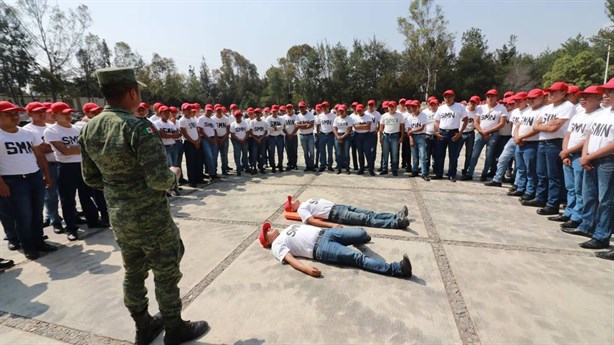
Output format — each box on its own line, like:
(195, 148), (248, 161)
(1, 150), (613, 344)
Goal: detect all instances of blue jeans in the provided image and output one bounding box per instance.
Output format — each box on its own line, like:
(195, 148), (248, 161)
(268, 135), (285, 168)
(164, 144), (175, 167)
(200, 138), (216, 177)
(411, 134), (428, 175)
(329, 204), (400, 229)
(285, 135), (298, 168)
(562, 154), (584, 222)
(355, 132), (374, 171)
(0, 171), (45, 251)
(578, 156), (614, 243)
(318, 132), (334, 169)
(535, 139), (564, 207)
(44, 162), (62, 226)
(250, 138), (266, 170)
(315, 228), (402, 276)
(213, 138), (229, 174)
(457, 131), (475, 175)
(299, 134), (315, 169)
(334, 136), (351, 172)
(434, 129), (460, 178)
(231, 139), (249, 172)
(493, 138), (516, 183)
(468, 132), (499, 177)
(515, 141), (538, 195)
(381, 132), (400, 173)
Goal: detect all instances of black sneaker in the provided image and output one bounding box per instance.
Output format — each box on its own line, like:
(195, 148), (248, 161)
(397, 218), (410, 229)
(67, 231), (79, 241)
(8, 241), (21, 251)
(369, 170), (375, 176)
(43, 219), (50, 228)
(521, 199), (546, 207)
(421, 175), (431, 181)
(318, 167), (326, 172)
(0, 258), (15, 270)
(507, 190), (524, 197)
(357, 170), (364, 175)
(25, 250), (40, 260)
(459, 175), (472, 181)
(379, 171), (388, 175)
(400, 254), (412, 278)
(397, 205), (409, 219)
(479, 176), (487, 182)
(484, 181), (502, 187)
(36, 242), (58, 252)
(392, 171), (398, 176)
(346, 171), (351, 175)
(336, 170), (342, 174)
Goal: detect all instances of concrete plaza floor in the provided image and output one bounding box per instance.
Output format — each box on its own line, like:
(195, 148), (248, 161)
(1, 147), (613, 345)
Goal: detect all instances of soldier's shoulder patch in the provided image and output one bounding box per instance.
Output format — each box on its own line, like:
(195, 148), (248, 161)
(143, 125), (157, 136)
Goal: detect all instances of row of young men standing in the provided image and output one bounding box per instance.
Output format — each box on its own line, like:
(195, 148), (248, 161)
(0, 101), (109, 260)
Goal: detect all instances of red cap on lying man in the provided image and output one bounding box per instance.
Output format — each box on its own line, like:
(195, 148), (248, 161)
(259, 222), (272, 248)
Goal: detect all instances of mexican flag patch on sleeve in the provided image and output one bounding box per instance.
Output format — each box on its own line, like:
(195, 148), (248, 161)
(144, 126), (156, 135)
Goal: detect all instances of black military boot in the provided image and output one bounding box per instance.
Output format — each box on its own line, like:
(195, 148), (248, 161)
(131, 310), (163, 345)
(163, 318), (209, 345)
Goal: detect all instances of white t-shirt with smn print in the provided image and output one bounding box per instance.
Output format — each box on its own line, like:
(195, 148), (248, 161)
(0, 128), (42, 175)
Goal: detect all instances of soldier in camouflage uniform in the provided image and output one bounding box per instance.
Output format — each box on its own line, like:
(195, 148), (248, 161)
(79, 67), (208, 345)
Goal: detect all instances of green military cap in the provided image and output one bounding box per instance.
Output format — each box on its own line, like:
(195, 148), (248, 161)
(96, 67), (147, 87)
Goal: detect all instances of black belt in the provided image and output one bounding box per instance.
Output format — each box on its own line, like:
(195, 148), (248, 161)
(539, 138), (563, 144)
(312, 229), (327, 258)
(2, 170), (40, 179)
(440, 129), (459, 133)
(48, 161), (59, 165)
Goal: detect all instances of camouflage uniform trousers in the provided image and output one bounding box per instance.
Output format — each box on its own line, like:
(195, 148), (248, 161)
(115, 221), (184, 318)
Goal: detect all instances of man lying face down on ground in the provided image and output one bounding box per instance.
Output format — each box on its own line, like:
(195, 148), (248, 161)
(285, 196), (410, 229)
(259, 222), (412, 278)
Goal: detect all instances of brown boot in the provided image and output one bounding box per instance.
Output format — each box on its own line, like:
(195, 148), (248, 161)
(131, 310), (163, 345)
(163, 318), (209, 345)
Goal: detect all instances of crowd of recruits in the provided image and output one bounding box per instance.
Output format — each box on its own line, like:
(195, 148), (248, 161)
(1, 78), (614, 265)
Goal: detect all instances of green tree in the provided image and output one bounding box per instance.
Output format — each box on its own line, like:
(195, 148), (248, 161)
(398, 0), (454, 100)
(113, 41), (144, 68)
(455, 28), (498, 99)
(543, 51), (605, 88)
(285, 44), (324, 104)
(213, 49), (262, 106)
(14, 0), (92, 100)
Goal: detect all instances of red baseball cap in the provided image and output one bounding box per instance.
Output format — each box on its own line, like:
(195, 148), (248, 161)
(356, 104), (364, 111)
(469, 96), (481, 104)
(230, 103), (238, 110)
(567, 85), (580, 95)
(545, 82), (569, 93)
(513, 92), (528, 100)
(351, 101), (359, 107)
(338, 104), (347, 112)
(429, 99), (440, 105)
(578, 85), (604, 97)
(284, 195), (293, 211)
(82, 102), (102, 113)
(50, 102), (74, 114)
(286, 104), (294, 109)
(298, 101), (307, 107)
(321, 101), (330, 107)
(264, 107), (271, 112)
(138, 102), (149, 109)
(602, 77), (614, 89)
(271, 105), (279, 111)
(410, 100), (420, 107)
(180, 103), (192, 111)
(0, 101), (25, 112)
(399, 98), (406, 104)
(255, 108), (262, 113)
(169, 106), (178, 113)
(153, 102), (162, 110)
(506, 97), (516, 105)
(315, 104), (322, 110)
(192, 103), (201, 109)
(443, 90), (455, 97)
(222, 106), (228, 113)
(367, 100), (376, 105)
(158, 105), (169, 113)
(259, 222), (272, 248)
(404, 100), (412, 106)
(527, 89), (545, 99)
(26, 102), (47, 113)
(205, 104), (214, 111)
(503, 91), (515, 98)
(387, 101), (397, 108)
(214, 104), (222, 110)
(279, 106), (287, 112)
(382, 101), (389, 108)
(485, 89), (498, 96)
(233, 110), (242, 116)
(246, 107), (254, 113)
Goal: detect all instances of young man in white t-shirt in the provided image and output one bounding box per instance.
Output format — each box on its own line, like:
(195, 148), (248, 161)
(295, 101), (316, 171)
(282, 105), (299, 170)
(433, 90), (468, 181)
(44, 102), (104, 241)
(229, 110), (250, 175)
(423, 98), (439, 175)
(365, 100), (381, 171)
(569, 82), (614, 252)
(178, 104), (204, 186)
(523, 82), (576, 216)
(197, 104), (217, 179)
(266, 106), (285, 172)
(153, 106), (181, 168)
(405, 100), (429, 179)
(333, 105), (354, 174)
(351, 104), (375, 175)
(558, 86), (602, 233)
(379, 101), (405, 176)
(23, 102), (64, 234)
(74, 102), (102, 130)
(0, 101), (57, 260)
(512, 90), (544, 201)
(212, 105), (230, 176)
(249, 108), (268, 174)
(457, 96), (479, 178)
(259, 221), (412, 278)
(316, 101), (336, 172)
(462, 89), (508, 181)
(285, 196), (409, 230)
